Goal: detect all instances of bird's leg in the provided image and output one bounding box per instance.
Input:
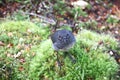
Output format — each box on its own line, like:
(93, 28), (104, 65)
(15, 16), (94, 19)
(55, 51), (62, 69)
(68, 53), (76, 64)
(65, 52), (76, 64)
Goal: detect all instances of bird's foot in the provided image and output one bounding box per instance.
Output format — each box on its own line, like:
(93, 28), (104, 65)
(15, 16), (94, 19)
(69, 54), (76, 64)
(57, 59), (62, 70)
(65, 52), (76, 64)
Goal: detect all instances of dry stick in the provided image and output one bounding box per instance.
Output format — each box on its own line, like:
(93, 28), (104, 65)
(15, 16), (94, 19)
(23, 12), (56, 25)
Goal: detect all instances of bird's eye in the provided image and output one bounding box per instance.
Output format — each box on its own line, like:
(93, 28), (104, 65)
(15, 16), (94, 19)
(58, 35), (61, 38)
(66, 34), (70, 38)
(66, 33), (69, 36)
(58, 35), (62, 40)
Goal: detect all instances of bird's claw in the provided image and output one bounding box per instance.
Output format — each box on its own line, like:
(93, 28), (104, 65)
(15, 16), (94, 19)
(57, 60), (62, 70)
(67, 53), (76, 64)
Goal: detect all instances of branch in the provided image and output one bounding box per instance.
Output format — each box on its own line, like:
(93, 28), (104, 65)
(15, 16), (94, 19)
(23, 12), (56, 25)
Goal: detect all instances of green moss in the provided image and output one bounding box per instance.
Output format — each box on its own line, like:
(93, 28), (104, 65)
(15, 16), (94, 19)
(29, 39), (55, 79)
(0, 21), (50, 80)
(77, 30), (118, 50)
(0, 21), (50, 39)
(0, 21), (119, 80)
(0, 21), (39, 32)
(29, 30), (119, 80)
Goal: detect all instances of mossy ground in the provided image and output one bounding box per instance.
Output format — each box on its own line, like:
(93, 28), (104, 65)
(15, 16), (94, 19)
(0, 21), (119, 80)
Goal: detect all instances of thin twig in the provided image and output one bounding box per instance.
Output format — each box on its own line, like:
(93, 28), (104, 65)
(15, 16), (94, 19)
(23, 12), (56, 25)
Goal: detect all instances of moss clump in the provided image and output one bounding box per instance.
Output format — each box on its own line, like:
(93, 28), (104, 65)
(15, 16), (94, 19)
(29, 29), (118, 80)
(0, 21), (50, 80)
(0, 21), (119, 80)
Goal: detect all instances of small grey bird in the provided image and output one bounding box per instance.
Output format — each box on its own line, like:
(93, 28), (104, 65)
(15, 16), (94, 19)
(51, 29), (76, 69)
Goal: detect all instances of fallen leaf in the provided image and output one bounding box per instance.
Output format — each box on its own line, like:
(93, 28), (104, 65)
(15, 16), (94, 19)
(98, 40), (103, 45)
(7, 32), (13, 37)
(25, 45), (31, 52)
(0, 41), (5, 46)
(19, 58), (25, 63)
(32, 52), (36, 56)
(18, 66), (24, 71)
(14, 52), (22, 58)
(7, 43), (13, 48)
(118, 59), (120, 63)
(7, 53), (13, 57)
(17, 44), (22, 49)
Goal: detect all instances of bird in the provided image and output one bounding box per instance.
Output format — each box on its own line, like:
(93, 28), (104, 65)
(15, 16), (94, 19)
(51, 29), (76, 69)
